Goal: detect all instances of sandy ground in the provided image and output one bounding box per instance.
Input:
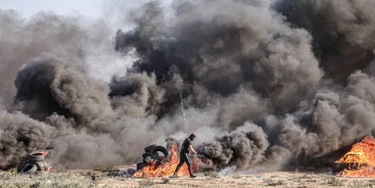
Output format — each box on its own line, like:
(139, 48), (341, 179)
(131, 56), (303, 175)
(91, 167), (375, 188)
(4, 165), (375, 188)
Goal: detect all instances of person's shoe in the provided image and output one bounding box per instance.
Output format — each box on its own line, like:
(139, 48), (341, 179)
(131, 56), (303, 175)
(190, 174), (197, 178)
(170, 174), (178, 178)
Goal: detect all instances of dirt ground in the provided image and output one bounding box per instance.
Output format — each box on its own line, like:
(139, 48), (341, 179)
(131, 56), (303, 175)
(3, 165), (375, 188)
(93, 167), (375, 188)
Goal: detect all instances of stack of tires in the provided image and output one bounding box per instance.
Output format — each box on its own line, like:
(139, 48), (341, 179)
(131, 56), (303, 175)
(17, 152), (50, 175)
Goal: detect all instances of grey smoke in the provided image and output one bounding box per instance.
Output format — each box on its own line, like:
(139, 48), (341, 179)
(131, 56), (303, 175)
(1, 0), (375, 173)
(115, 0), (323, 115)
(114, 0), (375, 171)
(0, 10), (127, 110)
(198, 123), (269, 170)
(275, 0), (375, 81)
(110, 72), (165, 118)
(0, 111), (53, 169)
(15, 55), (114, 132)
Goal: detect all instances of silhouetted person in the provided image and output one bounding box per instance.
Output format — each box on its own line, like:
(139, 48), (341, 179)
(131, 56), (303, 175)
(172, 133), (197, 178)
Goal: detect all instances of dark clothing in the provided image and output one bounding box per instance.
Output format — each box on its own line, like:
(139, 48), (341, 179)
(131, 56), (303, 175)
(174, 138), (194, 176)
(181, 138), (192, 153)
(174, 152), (193, 176)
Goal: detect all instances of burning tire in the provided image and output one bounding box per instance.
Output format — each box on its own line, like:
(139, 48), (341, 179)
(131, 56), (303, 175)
(144, 144), (157, 152)
(134, 140), (199, 177)
(143, 156), (152, 164)
(142, 146), (168, 163)
(333, 162), (368, 173)
(137, 145), (169, 171)
(150, 146), (168, 160)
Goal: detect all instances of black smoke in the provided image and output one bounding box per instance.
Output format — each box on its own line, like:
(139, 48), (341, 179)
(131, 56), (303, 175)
(114, 0), (375, 171)
(275, 0), (375, 82)
(1, 0), (375, 172)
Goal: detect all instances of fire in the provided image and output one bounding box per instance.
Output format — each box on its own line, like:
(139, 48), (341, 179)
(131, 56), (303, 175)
(133, 144), (198, 177)
(335, 136), (375, 177)
(39, 151), (49, 157)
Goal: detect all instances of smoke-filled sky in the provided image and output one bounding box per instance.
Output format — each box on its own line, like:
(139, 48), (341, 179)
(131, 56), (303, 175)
(1, 0), (375, 173)
(0, 0), (173, 20)
(0, 0), (101, 18)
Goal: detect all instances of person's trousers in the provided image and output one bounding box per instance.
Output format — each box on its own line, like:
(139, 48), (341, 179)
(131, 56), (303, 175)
(174, 152), (193, 175)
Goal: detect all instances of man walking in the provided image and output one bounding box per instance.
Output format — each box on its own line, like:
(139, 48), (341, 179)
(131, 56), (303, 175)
(172, 133), (197, 178)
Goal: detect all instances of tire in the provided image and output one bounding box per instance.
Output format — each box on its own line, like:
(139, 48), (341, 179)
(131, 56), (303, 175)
(137, 162), (145, 171)
(34, 161), (49, 171)
(17, 159), (28, 173)
(154, 151), (166, 160)
(150, 146), (168, 159)
(144, 144), (157, 153)
(143, 156), (152, 164)
(20, 164), (37, 174)
(28, 153), (45, 162)
(142, 153), (150, 159)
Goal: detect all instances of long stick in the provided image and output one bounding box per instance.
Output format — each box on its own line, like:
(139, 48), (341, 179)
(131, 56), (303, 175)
(179, 93), (188, 130)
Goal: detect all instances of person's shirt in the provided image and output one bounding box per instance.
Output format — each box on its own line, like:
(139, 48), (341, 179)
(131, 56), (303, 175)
(181, 138), (192, 153)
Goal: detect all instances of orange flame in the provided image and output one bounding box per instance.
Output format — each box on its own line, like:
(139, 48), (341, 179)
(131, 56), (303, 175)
(335, 136), (375, 177)
(39, 151), (49, 156)
(133, 144), (198, 177)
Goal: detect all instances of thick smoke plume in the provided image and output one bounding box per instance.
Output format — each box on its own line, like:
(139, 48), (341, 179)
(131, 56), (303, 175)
(1, 0), (375, 172)
(276, 0), (375, 81)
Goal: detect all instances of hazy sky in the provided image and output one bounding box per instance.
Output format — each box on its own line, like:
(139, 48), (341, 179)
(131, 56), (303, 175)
(0, 0), (104, 18)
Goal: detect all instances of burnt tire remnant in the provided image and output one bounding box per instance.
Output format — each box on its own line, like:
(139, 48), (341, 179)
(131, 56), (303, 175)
(333, 162), (368, 173)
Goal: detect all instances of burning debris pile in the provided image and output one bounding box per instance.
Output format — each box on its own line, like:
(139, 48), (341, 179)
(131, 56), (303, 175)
(134, 138), (198, 178)
(136, 144), (169, 172)
(335, 136), (375, 177)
